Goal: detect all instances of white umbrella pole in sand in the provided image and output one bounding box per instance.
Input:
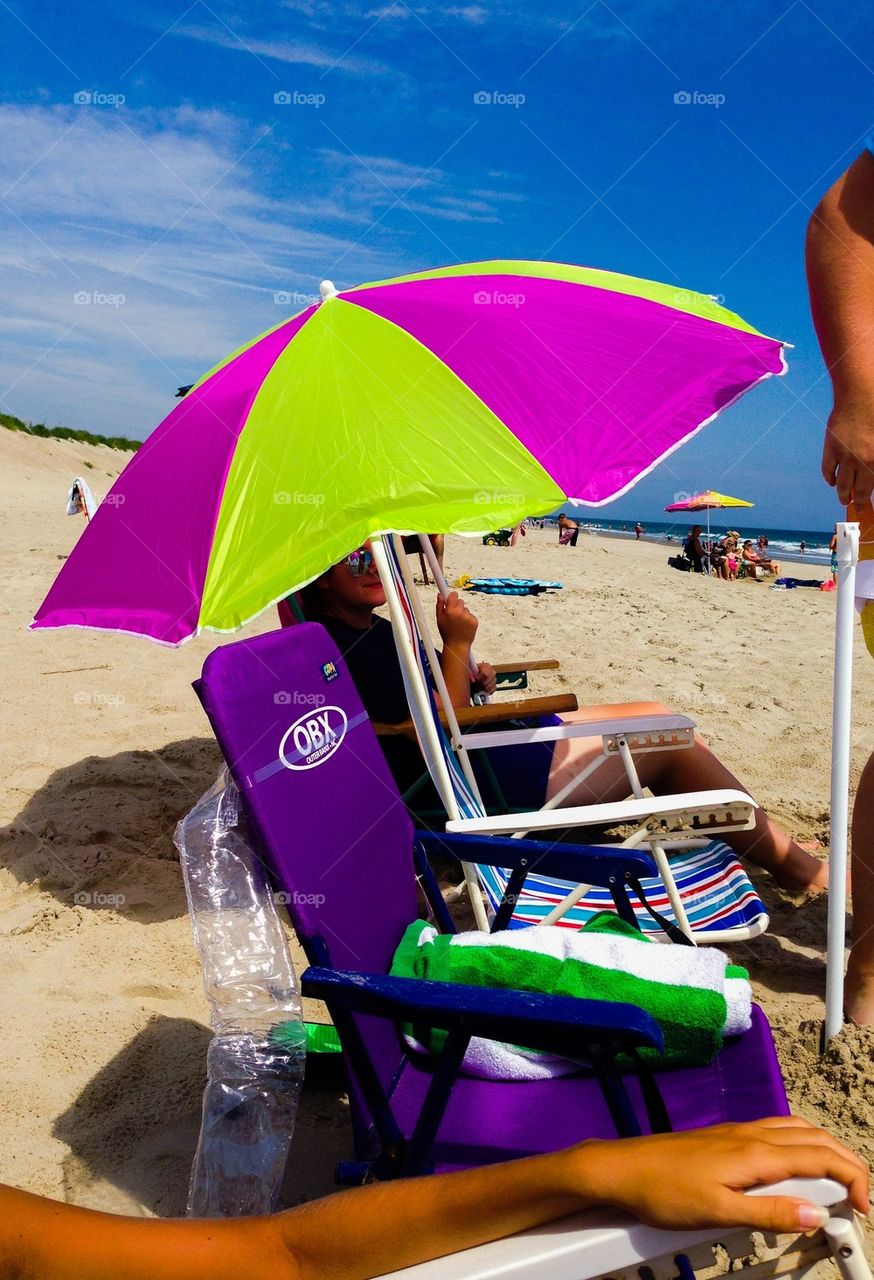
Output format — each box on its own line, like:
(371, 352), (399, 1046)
(824, 520), (860, 1044)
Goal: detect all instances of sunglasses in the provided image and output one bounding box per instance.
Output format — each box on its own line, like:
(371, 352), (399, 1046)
(344, 547), (375, 577)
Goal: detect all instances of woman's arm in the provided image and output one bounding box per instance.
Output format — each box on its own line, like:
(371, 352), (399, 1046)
(0, 1120), (867, 1280)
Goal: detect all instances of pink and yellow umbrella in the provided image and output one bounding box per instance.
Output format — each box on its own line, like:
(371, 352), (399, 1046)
(664, 490), (754, 544)
(33, 261), (783, 645)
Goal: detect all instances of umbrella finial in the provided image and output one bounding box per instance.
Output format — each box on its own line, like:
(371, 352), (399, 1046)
(320, 280), (338, 300)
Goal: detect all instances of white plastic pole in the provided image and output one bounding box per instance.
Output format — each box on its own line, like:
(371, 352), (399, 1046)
(824, 521), (860, 1045)
(370, 537), (459, 821)
(372, 536), (490, 931)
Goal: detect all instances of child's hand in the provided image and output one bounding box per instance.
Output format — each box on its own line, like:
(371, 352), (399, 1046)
(571, 1117), (868, 1233)
(436, 591), (478, 648)
(473, 662), (497, 695)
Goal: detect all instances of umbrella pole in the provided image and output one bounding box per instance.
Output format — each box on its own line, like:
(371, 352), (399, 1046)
(824, 521), (860, 1044)
(372, 535), (490, 931)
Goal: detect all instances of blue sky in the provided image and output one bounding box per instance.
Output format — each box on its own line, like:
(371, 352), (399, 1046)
(2, 0), (872, 529)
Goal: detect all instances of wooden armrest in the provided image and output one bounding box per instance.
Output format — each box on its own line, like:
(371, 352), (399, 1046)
(373, 693), (578, 738)
(491, 658), (560, 675)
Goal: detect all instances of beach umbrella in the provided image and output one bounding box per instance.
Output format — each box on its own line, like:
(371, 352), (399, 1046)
(33, 261), (785, 646)
(664, 489), (754, 545)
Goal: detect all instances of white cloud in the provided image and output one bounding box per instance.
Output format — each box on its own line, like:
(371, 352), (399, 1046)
(174, 22), (391, 76)
(0, 103), (526, 437)
(0, 105), (400, 436)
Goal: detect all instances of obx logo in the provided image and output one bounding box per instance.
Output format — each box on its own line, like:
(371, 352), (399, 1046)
(279, 706), (347, 769)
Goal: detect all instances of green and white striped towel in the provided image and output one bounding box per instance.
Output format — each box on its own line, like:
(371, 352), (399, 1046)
(390, 912), (751, 1080)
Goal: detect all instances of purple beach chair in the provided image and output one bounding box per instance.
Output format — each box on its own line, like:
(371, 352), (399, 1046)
(194, 622), (789, 1185)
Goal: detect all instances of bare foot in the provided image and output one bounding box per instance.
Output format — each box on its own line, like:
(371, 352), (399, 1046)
(844, 964), (874, 1026)
(770, 847), (829, 894)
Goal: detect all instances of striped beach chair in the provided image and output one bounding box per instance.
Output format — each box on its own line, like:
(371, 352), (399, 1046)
(372, 533), (769, 945)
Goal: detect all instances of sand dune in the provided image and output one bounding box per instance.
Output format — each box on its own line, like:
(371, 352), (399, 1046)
(1, 430), (872, 1254)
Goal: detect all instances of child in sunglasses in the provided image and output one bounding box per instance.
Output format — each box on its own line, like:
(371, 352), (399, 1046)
(300, 543), (828, 893)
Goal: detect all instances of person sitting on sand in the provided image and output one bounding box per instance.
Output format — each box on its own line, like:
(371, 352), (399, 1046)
(742, 540), (782, 577)
(719, 533), (740, 581)
(300, 543), (828, 893)
(0, 1119), (865, 1279)
(709, 536), (728, 579)
(684, 525), (705, 573)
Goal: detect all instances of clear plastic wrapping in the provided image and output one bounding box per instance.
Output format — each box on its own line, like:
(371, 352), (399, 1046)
(175, 770), (305, 1218)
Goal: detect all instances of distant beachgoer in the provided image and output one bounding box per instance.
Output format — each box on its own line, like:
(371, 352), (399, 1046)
(807, 137), (874, 1022)
(684, 525), (705, 573)
(757, 535), (768, 553)
(401, 534), (445, 584)
(742, 540), (781, 577)
(829, 526), (839, 583)
(710, 535), (736, 581)
(557, 513), (579, 547)
(634, 522), (644, 540)
(800, 541), (807, 555)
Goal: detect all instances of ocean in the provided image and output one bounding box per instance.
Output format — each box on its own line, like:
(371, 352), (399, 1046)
(559, 518), (835, 567)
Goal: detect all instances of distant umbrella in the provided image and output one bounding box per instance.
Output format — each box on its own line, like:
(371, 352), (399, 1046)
(664, 489), (754, 544)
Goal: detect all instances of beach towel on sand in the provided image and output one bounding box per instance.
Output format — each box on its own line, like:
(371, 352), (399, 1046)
(390, 913), (751, 1080)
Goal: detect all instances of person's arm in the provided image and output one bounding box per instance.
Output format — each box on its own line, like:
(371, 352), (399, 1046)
(0, 1120), (867, 1280)
(806, 147), (874, 507)
(435, 590), (478, 708)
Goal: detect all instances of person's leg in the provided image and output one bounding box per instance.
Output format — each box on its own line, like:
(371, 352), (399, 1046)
(429, 534), (445, 575)
(845, 751), (874, 1023)
(546, 706), (828, 891)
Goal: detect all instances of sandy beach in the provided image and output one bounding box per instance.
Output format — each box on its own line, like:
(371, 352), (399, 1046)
(2, 429), (873, 1241)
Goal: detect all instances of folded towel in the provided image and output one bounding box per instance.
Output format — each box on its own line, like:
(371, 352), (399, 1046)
(390, 912), (751, 1080)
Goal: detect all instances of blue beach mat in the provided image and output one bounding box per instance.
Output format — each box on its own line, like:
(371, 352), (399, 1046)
(464, 577), (563, 596)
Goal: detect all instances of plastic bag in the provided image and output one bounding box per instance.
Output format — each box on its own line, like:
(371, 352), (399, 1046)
(174, 770), (305, 1218)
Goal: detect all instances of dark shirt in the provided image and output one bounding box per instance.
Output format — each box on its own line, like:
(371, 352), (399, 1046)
(313, 613), (412, 723)
(309, 612), (437, 804)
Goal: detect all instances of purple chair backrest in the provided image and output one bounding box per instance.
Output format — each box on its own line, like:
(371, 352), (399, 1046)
(196, 623), (417, 979)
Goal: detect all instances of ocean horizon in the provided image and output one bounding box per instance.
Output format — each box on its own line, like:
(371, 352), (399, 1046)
(551, 516), (836, 567)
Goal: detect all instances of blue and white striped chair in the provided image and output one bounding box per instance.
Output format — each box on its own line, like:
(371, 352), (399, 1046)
(374, 533), (769, 945)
